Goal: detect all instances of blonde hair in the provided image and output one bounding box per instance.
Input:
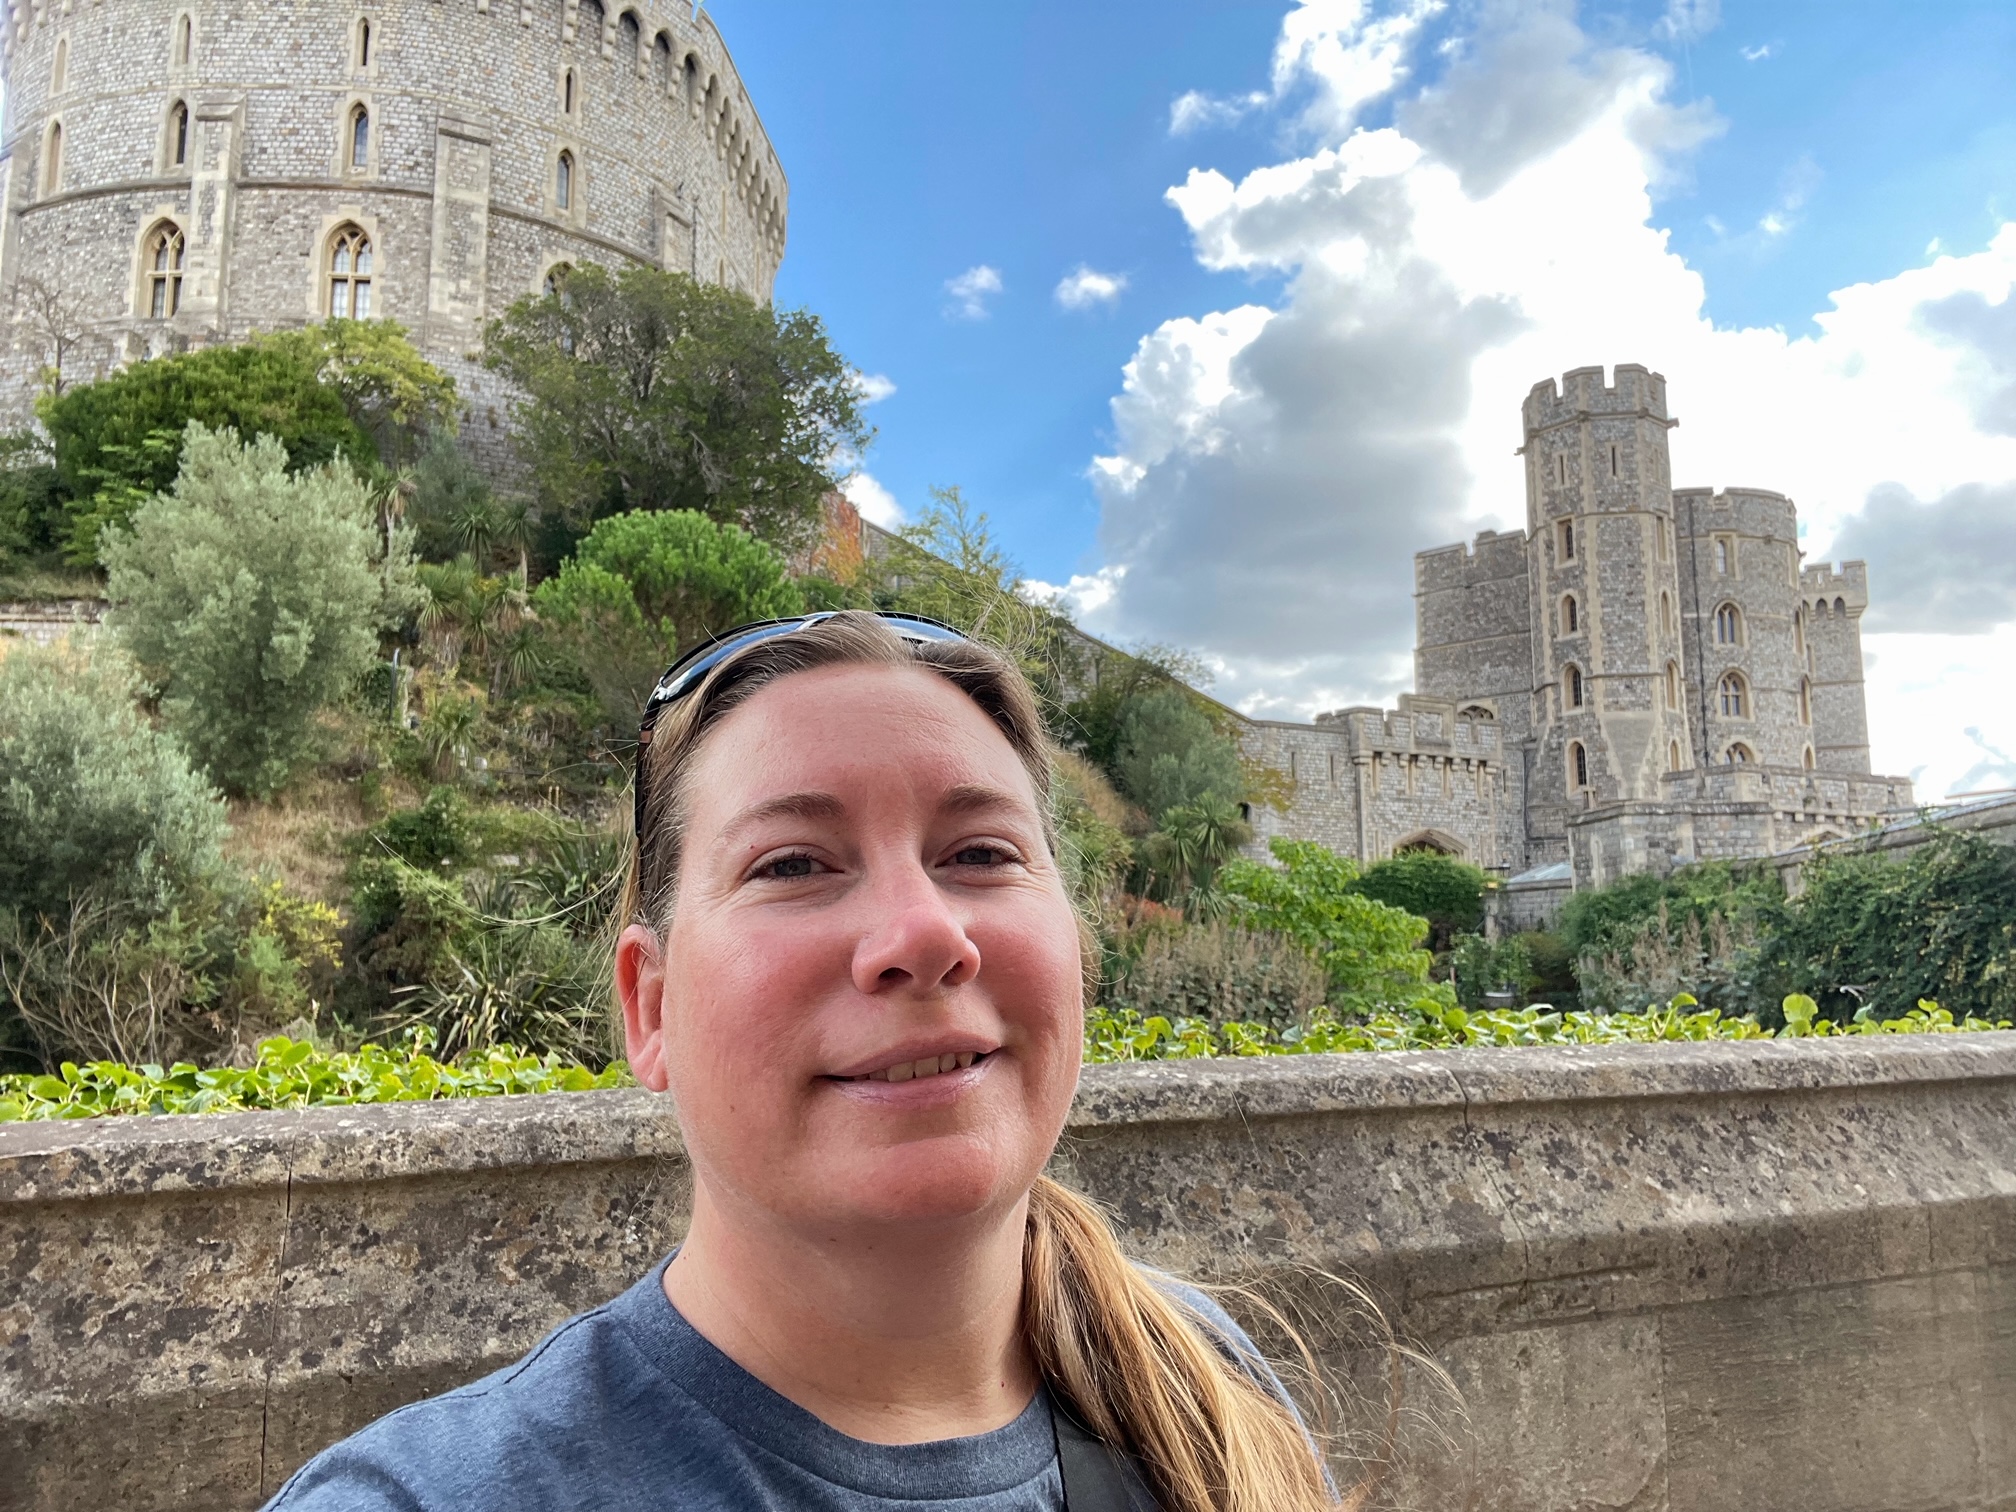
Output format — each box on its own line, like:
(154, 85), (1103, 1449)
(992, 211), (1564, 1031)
(622, 611), (1344, 1512)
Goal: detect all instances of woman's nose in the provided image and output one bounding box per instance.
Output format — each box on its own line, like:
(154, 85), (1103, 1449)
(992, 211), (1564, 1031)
(849, 861), (981, 997)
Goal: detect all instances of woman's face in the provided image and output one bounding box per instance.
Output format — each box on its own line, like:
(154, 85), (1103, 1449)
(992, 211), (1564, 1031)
(622, 662), (1084, 1239)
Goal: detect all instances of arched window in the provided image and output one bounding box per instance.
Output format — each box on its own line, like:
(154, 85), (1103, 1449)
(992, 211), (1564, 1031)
(144, 222), (186, 318)
(42, 122), (63, 194)
(542, 262), (574, 298)
(1714, 602), (1741, 645)
(1568, 741), (1589, 792)
(1669, 740), (1684, 773)
(562, 67), (577, 114)
(1715, 537), (1732, 574)
(555, 150), (574, 210)
(1565, 664), (1585, 709)
(579, 0), (605, 46)
(653, 32), (673, 91)
(1660, 591), (1674, 638)
(683, 54), (700, 109)
(1834, 596), (1846, 615)
(327, 224), (373, 318)
(1799, 677), (1812, 724)
(175, 13), (193, 66)
(1665, 661), (1681, 710)
(619, 10), (641, 65)
(1803, 746), (1816, 771)
(1719, 673), (1747, 719)
(1460, 704), (1495, 721)
(166, 100), (190, 169)
(1727, 743), (1753, 765)
(1560, 594), (1579, 635)
(1794, 608), (1806, 656)
(356, 16), (372, 68)
(347, 104), (370, 172)
(52, 37), (68, 93)
(1813, 598), (1828, 619)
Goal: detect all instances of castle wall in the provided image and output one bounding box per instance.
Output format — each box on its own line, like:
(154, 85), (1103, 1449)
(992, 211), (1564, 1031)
(0, 0), (784, 435)
(1239, 699), (1506, 870)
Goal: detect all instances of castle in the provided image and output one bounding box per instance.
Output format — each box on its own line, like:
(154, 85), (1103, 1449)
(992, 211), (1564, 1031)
(1238, 365), (1914, 899)
(0, 0), (783, 438)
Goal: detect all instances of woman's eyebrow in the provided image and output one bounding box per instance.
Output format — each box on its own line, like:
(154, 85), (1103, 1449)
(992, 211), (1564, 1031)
(720, 791), (846, 845)
(939, 783), (1033, 820)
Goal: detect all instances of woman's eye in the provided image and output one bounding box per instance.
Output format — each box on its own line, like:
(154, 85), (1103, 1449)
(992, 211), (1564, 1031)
(950, 844), (1017, 868)
(754, 853), (821, 880)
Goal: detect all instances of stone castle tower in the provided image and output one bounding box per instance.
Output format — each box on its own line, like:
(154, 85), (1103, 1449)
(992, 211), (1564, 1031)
(1241, 364), (1912, 893)
(0, 0), (784, 437)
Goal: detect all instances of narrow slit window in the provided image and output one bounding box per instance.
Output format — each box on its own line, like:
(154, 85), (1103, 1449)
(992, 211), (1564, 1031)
(52, 38), (68, 93)
(563, 68), (576, 114)
(1610, 444), (1618, 477)
(555, 151), (574, 210)
(357, 17), (372, 68)
(1566, 665), (1585, 709)
(43, 122), (63, 193)
(169, 101), (190, 168)
(176, 14), (192, 65)
(1561, 595), (1579, 635)
(348, 105), (370, 171)
(1570, 742), (1589, 791)
(1560, 519), (1576, 562)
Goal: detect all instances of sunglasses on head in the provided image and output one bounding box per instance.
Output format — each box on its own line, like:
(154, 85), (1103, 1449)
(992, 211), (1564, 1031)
(633, 611), (969, 841)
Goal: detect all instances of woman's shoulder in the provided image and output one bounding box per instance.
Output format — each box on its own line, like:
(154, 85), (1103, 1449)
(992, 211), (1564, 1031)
(264, 1270), (700, 1512)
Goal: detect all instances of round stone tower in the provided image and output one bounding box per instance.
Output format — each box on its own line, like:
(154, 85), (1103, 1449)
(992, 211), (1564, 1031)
(0, 0), (785, 441)
(1521, 364), (1695, 829)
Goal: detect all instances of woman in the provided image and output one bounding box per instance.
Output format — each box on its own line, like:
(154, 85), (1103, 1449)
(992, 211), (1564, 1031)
(269, 611), (1339, 1511)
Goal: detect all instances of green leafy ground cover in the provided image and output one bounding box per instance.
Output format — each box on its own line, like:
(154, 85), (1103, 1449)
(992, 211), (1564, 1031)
(3, 995), (2003, 1123)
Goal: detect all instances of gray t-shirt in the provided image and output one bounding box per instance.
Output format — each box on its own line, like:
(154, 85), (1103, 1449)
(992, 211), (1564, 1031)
(264, 1254), (1239, 1511)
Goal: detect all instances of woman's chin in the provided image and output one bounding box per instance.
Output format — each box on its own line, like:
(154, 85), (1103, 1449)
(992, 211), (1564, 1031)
(808, 1138), (1029, 1229)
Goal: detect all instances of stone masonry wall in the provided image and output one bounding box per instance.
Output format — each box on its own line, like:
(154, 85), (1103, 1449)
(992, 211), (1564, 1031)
(6, 1038), (2016, 1511)
(0, 0), (784, 435)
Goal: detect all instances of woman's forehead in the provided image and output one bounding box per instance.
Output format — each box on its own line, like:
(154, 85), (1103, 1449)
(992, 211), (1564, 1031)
(687, 663), (1038, 819)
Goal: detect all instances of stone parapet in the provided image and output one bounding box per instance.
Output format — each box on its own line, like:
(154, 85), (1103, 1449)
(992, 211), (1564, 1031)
(7, 1038), (2016, 1510)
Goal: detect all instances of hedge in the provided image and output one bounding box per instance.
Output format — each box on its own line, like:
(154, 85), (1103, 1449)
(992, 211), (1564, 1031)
(0, 996), (2006, 1122)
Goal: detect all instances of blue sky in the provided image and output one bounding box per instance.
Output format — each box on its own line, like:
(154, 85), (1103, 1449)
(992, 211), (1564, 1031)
(713, 0), (2016, 801)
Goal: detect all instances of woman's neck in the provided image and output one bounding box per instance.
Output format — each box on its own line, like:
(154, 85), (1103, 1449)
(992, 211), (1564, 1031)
(662, 1184), (1039, 1445)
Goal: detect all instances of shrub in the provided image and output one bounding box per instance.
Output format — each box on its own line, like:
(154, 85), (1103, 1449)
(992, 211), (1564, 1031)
(367, 786), (473, 871)
(1217, 838), (1439, 1011)
(1352, 851), (1487, 949)
(1107, 921), (1326, 1033)
(1760, 829), (2016, 1024)
(1446, 933), (1535, 1009)
(1052, 751), (1134, 914)
(0, 640), (227, 923)
(101, 423), (420, 797)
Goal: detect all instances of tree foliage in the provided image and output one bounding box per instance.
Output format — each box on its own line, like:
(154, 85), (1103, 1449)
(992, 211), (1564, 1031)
(1217, 838), (1436, 1009)
(484, 265), (868, 548)
(531, 508), (804, 725)
(1352, 850), (1489, 950)
(101, 423), (419, 797)
(39, 321), (453, 562)
(1114, 685), (1247, 820)
(0, 641), (227, 923)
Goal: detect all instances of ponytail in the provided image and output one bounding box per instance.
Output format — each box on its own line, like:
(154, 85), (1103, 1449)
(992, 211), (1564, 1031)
(1023, 1176), (1355, 1512)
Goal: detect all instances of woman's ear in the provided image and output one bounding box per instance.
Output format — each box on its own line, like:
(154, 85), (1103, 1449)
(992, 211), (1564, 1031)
(616, 922), (672, 1092)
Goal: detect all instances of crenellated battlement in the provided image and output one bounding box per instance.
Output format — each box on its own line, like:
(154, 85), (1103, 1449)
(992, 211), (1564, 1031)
(1523, 362), (1670, 435)
(1801, 559), (1869, 610)
(1414, 528), (1528, 592)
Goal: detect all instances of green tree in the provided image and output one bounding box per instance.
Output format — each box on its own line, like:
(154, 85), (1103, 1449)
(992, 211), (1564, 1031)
(1352, 850), (1489, 950)
(532, 508), (803, 724)
(1218, 838), (1437, 1010)
(1114, 685), (1247, 820)
(39, 321), (452, 562)
(0, 641), (228, 923)
(0, 433), (62, 563)
(485, 264), (869, 549)
(100, 423), (420, 798)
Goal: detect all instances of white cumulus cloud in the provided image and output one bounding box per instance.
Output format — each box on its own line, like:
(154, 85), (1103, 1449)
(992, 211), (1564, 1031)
(853, 372), (898, 405)
(1054, 266), (1131, 311)
(840, 471), (904, 528)
(944, 265), (1004, 320)
(1083, 0), (2016, 801)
